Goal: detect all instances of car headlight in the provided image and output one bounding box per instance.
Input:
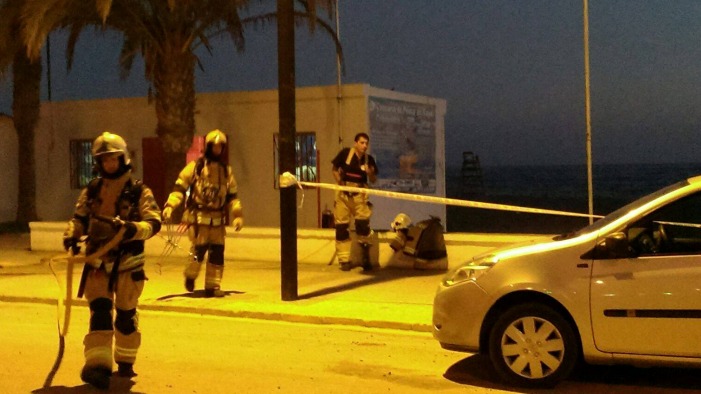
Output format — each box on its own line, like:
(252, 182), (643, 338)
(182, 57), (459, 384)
(443, 255), (497, 286)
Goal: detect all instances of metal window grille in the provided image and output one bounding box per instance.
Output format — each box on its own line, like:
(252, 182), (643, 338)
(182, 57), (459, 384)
(273, 132), (317, 188)
(70, 139), (94, 189)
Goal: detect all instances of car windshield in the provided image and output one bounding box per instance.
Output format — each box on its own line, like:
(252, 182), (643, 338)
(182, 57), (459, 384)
(555, 180), (690, 240)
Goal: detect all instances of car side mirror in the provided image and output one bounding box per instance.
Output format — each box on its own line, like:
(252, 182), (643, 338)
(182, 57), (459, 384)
(596, 232), (631, 259)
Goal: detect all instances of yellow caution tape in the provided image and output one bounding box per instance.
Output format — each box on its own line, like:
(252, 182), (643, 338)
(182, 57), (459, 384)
(279, 172), (603, 219)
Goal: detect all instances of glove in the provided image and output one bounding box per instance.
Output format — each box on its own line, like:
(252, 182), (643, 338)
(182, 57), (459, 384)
(108, 216), (138, 240)
(63, 237), (80, 254)
(162, 206), (173, 221)
(232, 217), (244, 232)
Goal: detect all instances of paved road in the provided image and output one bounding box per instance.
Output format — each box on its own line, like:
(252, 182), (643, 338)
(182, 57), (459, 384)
(4, 302), (701, 394)
(5, 302), (491, 393)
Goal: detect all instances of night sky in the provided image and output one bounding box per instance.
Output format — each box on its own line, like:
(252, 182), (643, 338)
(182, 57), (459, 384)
(2, 0), (701, 167)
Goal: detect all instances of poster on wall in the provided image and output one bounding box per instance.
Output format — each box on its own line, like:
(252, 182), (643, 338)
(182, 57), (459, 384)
(368, 97), (436, 194)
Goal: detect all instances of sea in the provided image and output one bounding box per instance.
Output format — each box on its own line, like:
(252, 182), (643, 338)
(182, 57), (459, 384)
(444, 163), (701, 234)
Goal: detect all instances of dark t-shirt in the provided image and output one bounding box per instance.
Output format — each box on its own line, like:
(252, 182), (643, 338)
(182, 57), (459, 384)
(331, 147), (378, 185)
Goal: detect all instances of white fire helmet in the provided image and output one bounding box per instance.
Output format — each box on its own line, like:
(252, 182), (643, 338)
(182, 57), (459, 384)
(390, 213), (412, 231)
(205, 129), (227, 145)
(92, 131), (130, 165)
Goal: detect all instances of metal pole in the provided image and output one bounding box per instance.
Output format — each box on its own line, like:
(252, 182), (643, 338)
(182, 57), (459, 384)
(583, 0), (594, 224)
(46, 34), (52, 102)
(277, 0), (298, 300)
(335, 1), (343, 146)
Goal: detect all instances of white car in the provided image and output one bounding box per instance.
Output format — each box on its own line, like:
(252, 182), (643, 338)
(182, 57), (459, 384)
(433, 175), (701, 388)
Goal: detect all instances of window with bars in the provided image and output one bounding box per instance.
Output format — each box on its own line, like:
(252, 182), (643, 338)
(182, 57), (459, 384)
(273, 132), (317, 188)
(69, 139), (94, 189)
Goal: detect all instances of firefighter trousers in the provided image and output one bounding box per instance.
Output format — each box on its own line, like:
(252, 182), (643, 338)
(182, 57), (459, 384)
(184, 223), (226, 291)
(82, 267), (145, 370)
(334, 190), (373, 264)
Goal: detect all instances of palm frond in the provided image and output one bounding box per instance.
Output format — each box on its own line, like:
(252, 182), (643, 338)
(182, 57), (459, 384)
(240, 8), (344, 74)
(118, 33), (141, 80)
(64, 24), (81, 71)
(95, 0), (113, 24)
(20, 0), (106, 60)
(296, 0), (336, 33)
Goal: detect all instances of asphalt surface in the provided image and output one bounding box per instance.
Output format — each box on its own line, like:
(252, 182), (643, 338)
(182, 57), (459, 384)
(0, 231), (524, 333)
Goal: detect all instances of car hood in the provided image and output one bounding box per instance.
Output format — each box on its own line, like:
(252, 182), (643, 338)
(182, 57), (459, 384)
(465, 233), (584, 266)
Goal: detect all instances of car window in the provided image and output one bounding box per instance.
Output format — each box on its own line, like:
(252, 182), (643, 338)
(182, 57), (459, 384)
(561, 180), (689, 241)
(628, 191), (701, 256)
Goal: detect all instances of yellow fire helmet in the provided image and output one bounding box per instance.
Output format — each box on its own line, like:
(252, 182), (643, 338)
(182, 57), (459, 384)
(92, 131), (130, 165)
(390, 213), (412, 231)
(205, 129), (227, 145)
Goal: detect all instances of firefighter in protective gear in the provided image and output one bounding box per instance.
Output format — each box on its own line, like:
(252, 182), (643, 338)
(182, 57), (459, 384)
(63, 131), (162, 390)
(162, 129), (243, 297)
(331, 132), (378, 271)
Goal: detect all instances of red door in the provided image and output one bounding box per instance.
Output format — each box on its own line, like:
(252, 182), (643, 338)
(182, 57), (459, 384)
(142, 135), (226, 208)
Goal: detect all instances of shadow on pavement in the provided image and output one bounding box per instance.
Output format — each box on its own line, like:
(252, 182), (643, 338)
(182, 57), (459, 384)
(32, 376), (139, 394)
(444, 354), (701, 393)
(297, 267), (442, 300)
(443, 354), (506, 391)
(156, 289), (245, 300)
(570, 363), (701, 391)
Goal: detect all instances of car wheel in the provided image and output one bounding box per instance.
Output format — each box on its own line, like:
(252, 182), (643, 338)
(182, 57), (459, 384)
(488, 303), (579, 388)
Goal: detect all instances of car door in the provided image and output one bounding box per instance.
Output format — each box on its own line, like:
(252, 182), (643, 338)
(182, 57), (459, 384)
(590, 192), (701, 357)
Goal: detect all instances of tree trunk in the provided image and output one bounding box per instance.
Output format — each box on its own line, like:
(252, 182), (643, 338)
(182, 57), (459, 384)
(12, 49), (41, 229)
(152, 40), (197, 203)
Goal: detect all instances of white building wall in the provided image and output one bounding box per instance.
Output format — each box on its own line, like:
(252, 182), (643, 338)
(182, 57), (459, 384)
(35, 97), (155, 221)
(12, 83), (446, 229)
(193, 85), (371, 228)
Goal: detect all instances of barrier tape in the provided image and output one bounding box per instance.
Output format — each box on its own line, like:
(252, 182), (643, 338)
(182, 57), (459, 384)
(655, 220), (701, 229)
(279, 172), (603, 219)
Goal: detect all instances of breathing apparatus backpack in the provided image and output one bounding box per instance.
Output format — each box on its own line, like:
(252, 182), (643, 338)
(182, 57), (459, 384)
(401, 217), (447, 260)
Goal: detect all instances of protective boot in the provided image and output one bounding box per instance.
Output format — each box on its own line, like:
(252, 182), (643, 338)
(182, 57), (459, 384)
(185, 278), (195, 292)
(360, 243), (373, 271)
(117, 362), (137, 377)
(204, 262), (225, 297)
(81, 365), (111, 390)
(204, 288), (226, 297)
(183, 259), (202, 292)
(358, 230), (378, 271)
(337, 238), (352, 271)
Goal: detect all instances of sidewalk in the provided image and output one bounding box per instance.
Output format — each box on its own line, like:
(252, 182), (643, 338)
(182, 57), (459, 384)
(0, 231), (529, 333)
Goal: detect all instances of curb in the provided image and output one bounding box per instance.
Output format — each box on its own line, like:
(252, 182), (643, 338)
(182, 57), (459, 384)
(0, 295), (433, 333)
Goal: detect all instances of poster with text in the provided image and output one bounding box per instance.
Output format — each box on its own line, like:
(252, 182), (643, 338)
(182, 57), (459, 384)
(369, 97), (436, 193)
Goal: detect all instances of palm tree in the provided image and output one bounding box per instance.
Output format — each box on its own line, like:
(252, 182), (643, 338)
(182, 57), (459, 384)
(19, 0), (341, 201)
(0, 0), (41, 229)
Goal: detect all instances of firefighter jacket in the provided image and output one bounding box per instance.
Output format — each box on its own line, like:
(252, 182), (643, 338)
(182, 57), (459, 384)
(64, 171), (162, 273)
(166, 158), (241, 226)
(331, 147), (378, 186)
